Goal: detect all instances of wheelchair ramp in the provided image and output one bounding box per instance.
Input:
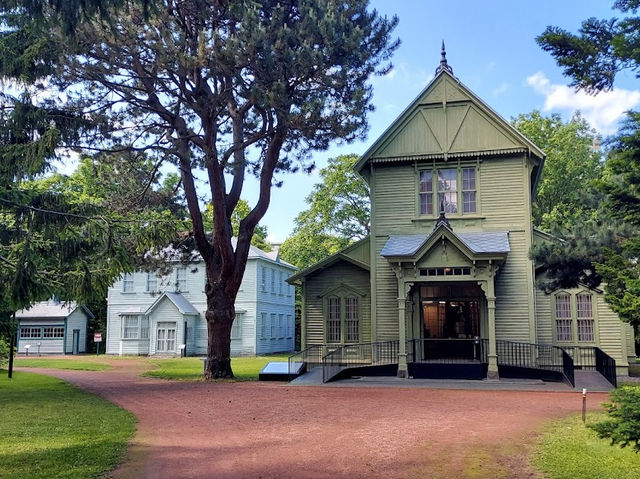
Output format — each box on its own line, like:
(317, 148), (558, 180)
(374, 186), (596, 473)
(573, 370), (615, 392)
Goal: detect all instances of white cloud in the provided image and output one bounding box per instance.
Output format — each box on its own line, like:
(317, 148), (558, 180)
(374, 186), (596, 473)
(492, 83), (510, 96)
(527, 71), (640, 134)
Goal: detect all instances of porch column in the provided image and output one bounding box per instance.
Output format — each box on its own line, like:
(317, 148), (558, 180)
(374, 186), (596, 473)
(487, 278), (499, 380)
(397, 291), (408, 378)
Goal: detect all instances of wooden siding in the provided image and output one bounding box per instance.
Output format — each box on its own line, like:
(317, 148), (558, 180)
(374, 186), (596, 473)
(494, 231), (531, 342)
(65, 309), (88, 353)
(373, 235), (399, 341)
(304, 260), (371, 345)
(534, 286), (630, 368)
(343, 237), (371, 266)
(17, 319), (65, 354)
(368, 73), (530, 161)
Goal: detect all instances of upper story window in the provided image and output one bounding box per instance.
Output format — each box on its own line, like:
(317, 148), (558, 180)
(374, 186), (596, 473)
(438, 168), (458, 213)
(462, 168), (476, 213)
(146, 272), (158, 292)
(122, 273), (134, 293)
(419, 166), (477, 216)
(270, 269), (275, 294)
(261, 266), (267, 292)
(279, 271), (284, 295)
(176, 267), (187, 291)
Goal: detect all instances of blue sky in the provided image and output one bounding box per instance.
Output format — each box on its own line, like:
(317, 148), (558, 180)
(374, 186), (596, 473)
(250, 0), (640, 243)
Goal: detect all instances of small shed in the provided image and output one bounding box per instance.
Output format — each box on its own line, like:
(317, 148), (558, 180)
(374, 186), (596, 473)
(16, 301), (94, 355)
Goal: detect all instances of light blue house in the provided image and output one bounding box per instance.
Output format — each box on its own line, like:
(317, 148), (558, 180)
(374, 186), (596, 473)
(105, 241), (296, 356)
(16, 300), (93, 355)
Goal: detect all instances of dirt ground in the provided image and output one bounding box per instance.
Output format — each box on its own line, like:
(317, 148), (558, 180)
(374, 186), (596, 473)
(27, 359), (608, 479)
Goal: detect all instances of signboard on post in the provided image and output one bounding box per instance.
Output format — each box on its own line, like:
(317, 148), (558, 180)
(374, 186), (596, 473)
(94, 333), (102, 356)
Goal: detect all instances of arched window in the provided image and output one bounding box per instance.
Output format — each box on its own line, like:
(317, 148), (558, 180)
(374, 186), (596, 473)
(555, 293), (572, 341)
(326, 297), (341, 343)
(323, 287), (363, 344)
(576, 293), (594, 342)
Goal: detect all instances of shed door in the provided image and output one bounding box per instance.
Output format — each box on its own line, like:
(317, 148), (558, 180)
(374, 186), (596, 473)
(156, 322), (177, 353)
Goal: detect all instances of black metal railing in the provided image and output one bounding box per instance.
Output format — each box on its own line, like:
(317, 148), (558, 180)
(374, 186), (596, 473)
(496, 340), (575, 386)
(559, 346), (617, 387)
(407, 338), (488, 364)
(287, 344), (325, 375)
(322, 340), (399, 383)
(595, 348), (617, 387)
(559, 346), (596, 370)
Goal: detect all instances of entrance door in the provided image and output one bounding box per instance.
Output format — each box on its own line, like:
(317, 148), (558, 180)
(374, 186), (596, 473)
(72, 329), (80, 355)
(156, 322), (177, 353)
(418, 283), (483, 361)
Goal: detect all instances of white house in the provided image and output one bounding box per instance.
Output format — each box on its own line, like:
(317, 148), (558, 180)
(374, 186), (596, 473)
(105, 241), (296, 356)
(16, 300), (93, 355)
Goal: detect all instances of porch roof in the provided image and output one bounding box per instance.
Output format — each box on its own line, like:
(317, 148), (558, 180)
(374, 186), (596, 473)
(381, 231), (510, 257)
(146, 292), (200, 316)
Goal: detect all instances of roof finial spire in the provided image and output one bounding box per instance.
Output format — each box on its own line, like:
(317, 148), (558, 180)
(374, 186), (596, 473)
(436, 40), (454, 75)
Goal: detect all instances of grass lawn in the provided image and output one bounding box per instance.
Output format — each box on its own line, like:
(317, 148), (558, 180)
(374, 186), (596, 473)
(0, 370), (135, 479)
(143, 354), (290, 380)
(534, 412), (640, 479)
(14, 358), (111, 371)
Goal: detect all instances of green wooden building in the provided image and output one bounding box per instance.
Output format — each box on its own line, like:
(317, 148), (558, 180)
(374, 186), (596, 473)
(288, 48), (635, 384)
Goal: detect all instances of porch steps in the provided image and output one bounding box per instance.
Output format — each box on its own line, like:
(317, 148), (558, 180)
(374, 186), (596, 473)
(573, 370), (615, 392)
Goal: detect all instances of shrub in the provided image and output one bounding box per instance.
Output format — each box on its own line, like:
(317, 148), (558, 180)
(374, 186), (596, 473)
(590, 385), (640, 452)
(0, 339), (9, 368)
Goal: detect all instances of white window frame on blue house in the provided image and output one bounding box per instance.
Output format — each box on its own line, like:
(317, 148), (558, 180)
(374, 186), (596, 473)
(121, 314), (149, 340)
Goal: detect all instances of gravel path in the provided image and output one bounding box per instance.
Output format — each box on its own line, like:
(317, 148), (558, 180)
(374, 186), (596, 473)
(27, 360), (609, 479)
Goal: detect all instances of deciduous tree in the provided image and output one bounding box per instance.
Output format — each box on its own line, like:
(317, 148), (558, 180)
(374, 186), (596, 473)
(0, 0), (399, 378)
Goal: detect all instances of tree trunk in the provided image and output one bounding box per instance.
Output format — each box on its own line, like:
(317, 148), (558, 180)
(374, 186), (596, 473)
(203, 290), (235, 379)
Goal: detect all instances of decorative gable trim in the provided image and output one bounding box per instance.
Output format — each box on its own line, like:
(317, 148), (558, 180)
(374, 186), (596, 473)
(354, 69), (545, 174)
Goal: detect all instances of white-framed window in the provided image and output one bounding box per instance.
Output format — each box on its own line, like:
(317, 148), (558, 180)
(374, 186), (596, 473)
(121, 315), (149, 340)
(122, 273), (134, 292)
(43, 327), (64, 338)
(287, 314), (293, 338)
(279, 271), (284, 295)
(286, 275), (293, 297)
(577, 293), (595, 342)
(261, 266), (267, 292)
(555, 294), (573, 342)
(231, 315), (242, 339)
(176, 267), (187, 291)
(462, 167), (477, 213)
(270, 269), (275, 294)
(419, 166), (478, 216)
(278, 314), (284, 338)
(20, 327), (41, 339)
(260, 312), (267, 339)
(326, 297), (341, 343)
(438, 168), (458, 214)
(270, 313), (276, 338)
(419, 170), (433, 215)
(146, 272), (158, 292)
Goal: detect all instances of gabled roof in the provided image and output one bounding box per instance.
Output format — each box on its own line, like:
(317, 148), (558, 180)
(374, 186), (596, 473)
(381, 227), (509, 260)
(354, 68), (545, 175)
(154, 237), (295, 269)
(146, 292), (200, 316)
(16, 301), (94, 319)
(287, 237), (370, 284)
